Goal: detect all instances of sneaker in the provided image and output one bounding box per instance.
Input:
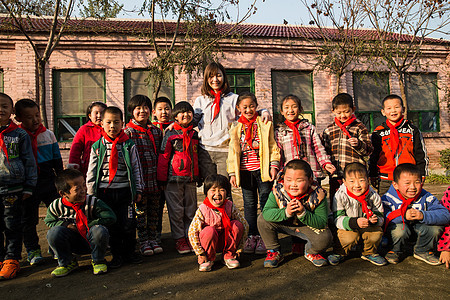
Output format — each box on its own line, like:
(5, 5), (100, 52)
(243, 236), (257, 254)
(124, 252), (143, 264)
(51, 259), (78, 278)
(28, 249), (45, 266)
(224, 258), (240, 269)
(413, 252), (442, 266)
(149, 240), (163, 254)
(327, 253), (345, 266)
(292, 243), (305, 255)
(361, 254), (388, 266)
(92, 260), (108, 275)
(175, 238), (191, 254)
(385, 251), (400, 265)
(0, 259), (20, 280)
(264, 250), (284, 268)
(199, 261), (214, 272)
(108, 256), (123, 269)
(140, 241), (154, 256)
(255, 236), (266, 255)
(305, 252), (328, 267)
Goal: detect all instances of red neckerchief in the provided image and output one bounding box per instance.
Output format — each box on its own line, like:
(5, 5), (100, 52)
(346, 187), (373, 219)
(286, 188), (313, 206)
(61, 197), (89, 240)
(152, 121), (172, 131)
(384, 188), (422, 231)
(284, 119), (302, 150)
(173, 122), (194, 153)
(19, 124), (46, 162)
(127, 120), (157, 154)
(335, 115), (356, 139)
(238, 114), (258, 148)
(101, 130), (129, 185)
(386, 117), (404, 156)
(210, 89), (222, 122)
(0, 121), (19, 162)
(203, 197), (232, 247)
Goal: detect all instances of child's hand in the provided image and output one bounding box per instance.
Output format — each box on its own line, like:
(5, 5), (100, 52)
(357, 217), (369, 228)
(135, 194), (142, 203)
(368, 215), (378, 224)
(22, 193), (32, 201)
(230, 176), (238, 188)
(286, 200), (299, 216)
(269, 167), (278, 181)
(167, 123), (175, 131)
(440, 251), (450, 269)
(260, 110), (272, 124)
(67, 224), (78, 232)
(295, 201), (305, 215)
(348, 137), (359, 147)
(316, 187), (326, 202)
(198, 254), (207, 264)
(324, 164), (336, 175)
(407, 208), (423, 221)
(370, 177), (379, 187)
(66, 163), (80, 170)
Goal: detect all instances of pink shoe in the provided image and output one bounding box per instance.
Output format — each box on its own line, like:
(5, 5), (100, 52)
(199, 261), (214, 272)
(224, 258), (240, 269)
(175, 238), (190, 254)
(255, 236), (266, 255)
(243, 236), (257, 254)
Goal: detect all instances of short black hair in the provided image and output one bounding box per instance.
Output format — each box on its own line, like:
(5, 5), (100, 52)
(86, 101), (107, 119)
(382, 94), (404, 108)
(0, 92), (13, 107)
(236, 91), (258, 107)
(15, 99), (39, 117)
(154, 96), (172, 109)
(332, 93), (354, 110)
(281, 94), (303, 112)
(344, 162), (368, 179)
(127, 94), (152, 115)
(393, 163), (421, 183)
(172, 101), (194, 119)
(55, 169), (84, 194)
(203, 174), (231, 196)
(284, 159), (313, 179)
(102, 106), (123, 121)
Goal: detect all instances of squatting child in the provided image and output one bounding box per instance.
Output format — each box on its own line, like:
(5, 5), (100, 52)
(125, 95), (163, 256)
(45, 169), (116, 277)
(438, 186), (450, 268)
(0, 92), (37, 280)
(15, 99), (63, 265)
(382, 163), (450, 265)
(328, 162), (387, 266)
(188, 174), (249, 272)
(227, 92), (280, 255)
(86, 106), (144, 268)
(369, 94), (428, 195)
(257, 159), (332, 268)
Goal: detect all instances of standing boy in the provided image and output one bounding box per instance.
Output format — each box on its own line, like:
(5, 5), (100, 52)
(322, 93), (373, 204)
(0, 93), (37, 280)
(86, 106), (144, 268)
(369, 94), (428, 195)
(15, 99), (63, 265)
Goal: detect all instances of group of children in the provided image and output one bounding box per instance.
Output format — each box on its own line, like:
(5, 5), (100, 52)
(0, 61), (449, 280)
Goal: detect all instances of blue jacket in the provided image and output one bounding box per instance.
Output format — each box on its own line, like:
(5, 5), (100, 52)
(382, 185), (450, 226)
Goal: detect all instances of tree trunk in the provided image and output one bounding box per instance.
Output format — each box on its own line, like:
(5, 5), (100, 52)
(152, 78), (162, 101)
(398, 72), (408, 119)
(37, 59), (48, 127)
(336, 72), (342, 94)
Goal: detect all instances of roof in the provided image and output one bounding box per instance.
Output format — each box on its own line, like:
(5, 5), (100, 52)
(0, 16), (448, 44)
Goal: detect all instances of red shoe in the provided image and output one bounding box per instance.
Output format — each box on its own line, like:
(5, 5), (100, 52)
(176, 238), (191, 254)
(0, 259), (20, 280)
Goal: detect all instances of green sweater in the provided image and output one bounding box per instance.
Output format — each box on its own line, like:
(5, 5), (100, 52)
(262, 191), (328, 229)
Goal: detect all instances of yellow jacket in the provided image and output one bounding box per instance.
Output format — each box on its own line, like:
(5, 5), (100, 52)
(227, 116), (280, 187)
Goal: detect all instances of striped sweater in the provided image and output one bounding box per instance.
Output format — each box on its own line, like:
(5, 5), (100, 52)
(44, 195), (116, 228)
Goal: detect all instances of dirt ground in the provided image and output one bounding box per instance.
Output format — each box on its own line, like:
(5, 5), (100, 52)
(1, 183), (449, 300)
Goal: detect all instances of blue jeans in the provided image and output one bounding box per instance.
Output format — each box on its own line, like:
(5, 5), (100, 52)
(387, 222), (443, 254)
(47, 225), (109, 266)
(240, 170), (273, 236)
(0, 191), (23, 260)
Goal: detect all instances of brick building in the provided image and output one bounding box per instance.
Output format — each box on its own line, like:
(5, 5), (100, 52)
(0, 17), (449, 169)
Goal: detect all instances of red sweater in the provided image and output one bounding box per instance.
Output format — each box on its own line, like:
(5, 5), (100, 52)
(69, 121), (103, 177)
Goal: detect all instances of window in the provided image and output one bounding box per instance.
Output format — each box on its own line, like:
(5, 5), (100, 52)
(272, 70), (314, 124)
(124, 69), (174, 120)
(405, 73), (439, 132)
(353, 71), (390, 132)
(227, 70), (255, 94)
(0, 69), (3, 92)
(53, 70), (106, 141)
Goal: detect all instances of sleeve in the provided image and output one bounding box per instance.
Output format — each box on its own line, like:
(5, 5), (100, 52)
(322, 128), (332, 157)
(69, 125), (86, 166)
(369, 130), (382, 178)
(20, 131), (38, 194)
(412, 126), (429, 177)
(438, 187), (450, 252)
(231, 203), (249, 251)
(333, 192), (352, 230)
(157, 133), (172, 182)
(370, 190), (384, 227)
(188, 209), (205, 255)
(130, 144), (144, 194)
(193, 96), (203, 127)
(267, 122), (281, 168)
(226, 125), (238, 176)
(310, 125), (332, 167)
(86, 146), (98, 195)
(44, 204), (63, 227)
(353, 124), (373, 157)
(89, 199), (117, 227)
(262, 192), (289, 222)
(298, 198), (328, 229)
(421, 194), (450, 226)
(274, 127), (286, 167)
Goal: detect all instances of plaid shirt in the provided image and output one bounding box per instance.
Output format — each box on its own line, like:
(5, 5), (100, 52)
(322, 118), (373, 177)
(275, 119), (331, 179)
(125, 120), (163, 193)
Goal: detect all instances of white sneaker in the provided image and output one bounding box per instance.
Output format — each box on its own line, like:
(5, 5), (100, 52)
(199, 261), (214, 272)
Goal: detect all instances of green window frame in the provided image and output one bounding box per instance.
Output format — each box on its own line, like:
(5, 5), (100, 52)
(271, 70), (315, 124)
(405, 73), (439, 132)
(123, 69), (174, 121)
(353, 71), (390, 132)
(227, 69), (255, 94)
(0, 69), (3, 92)
(53, 69), (106, 141)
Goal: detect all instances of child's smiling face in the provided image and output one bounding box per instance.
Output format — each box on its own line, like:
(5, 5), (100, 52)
(153, 102), (172, 123)
(16, 106), (41, 132)
(237, 97), (257, 121)
(132, 105), (150, 126)
(332, 104), (355, 123)
(284, 168), (313, 197)
(61, 176), (87, 204)
(175, 110), (193, 127)
(281, 99), (301, 122)
(207, 185), (227, 207)
(0, 96), (13, 126)
(343, 172), (369, 197)
(382, 98), (404, 125)
(392, 172), (423, 199)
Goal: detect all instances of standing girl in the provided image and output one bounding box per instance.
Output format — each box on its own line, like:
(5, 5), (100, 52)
(69, 102), (107, 177)
(227, 92), (280, 254)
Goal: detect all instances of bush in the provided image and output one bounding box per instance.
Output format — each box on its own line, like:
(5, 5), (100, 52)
(425, 172), (450, 184)
(439, 148), (450, 171)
